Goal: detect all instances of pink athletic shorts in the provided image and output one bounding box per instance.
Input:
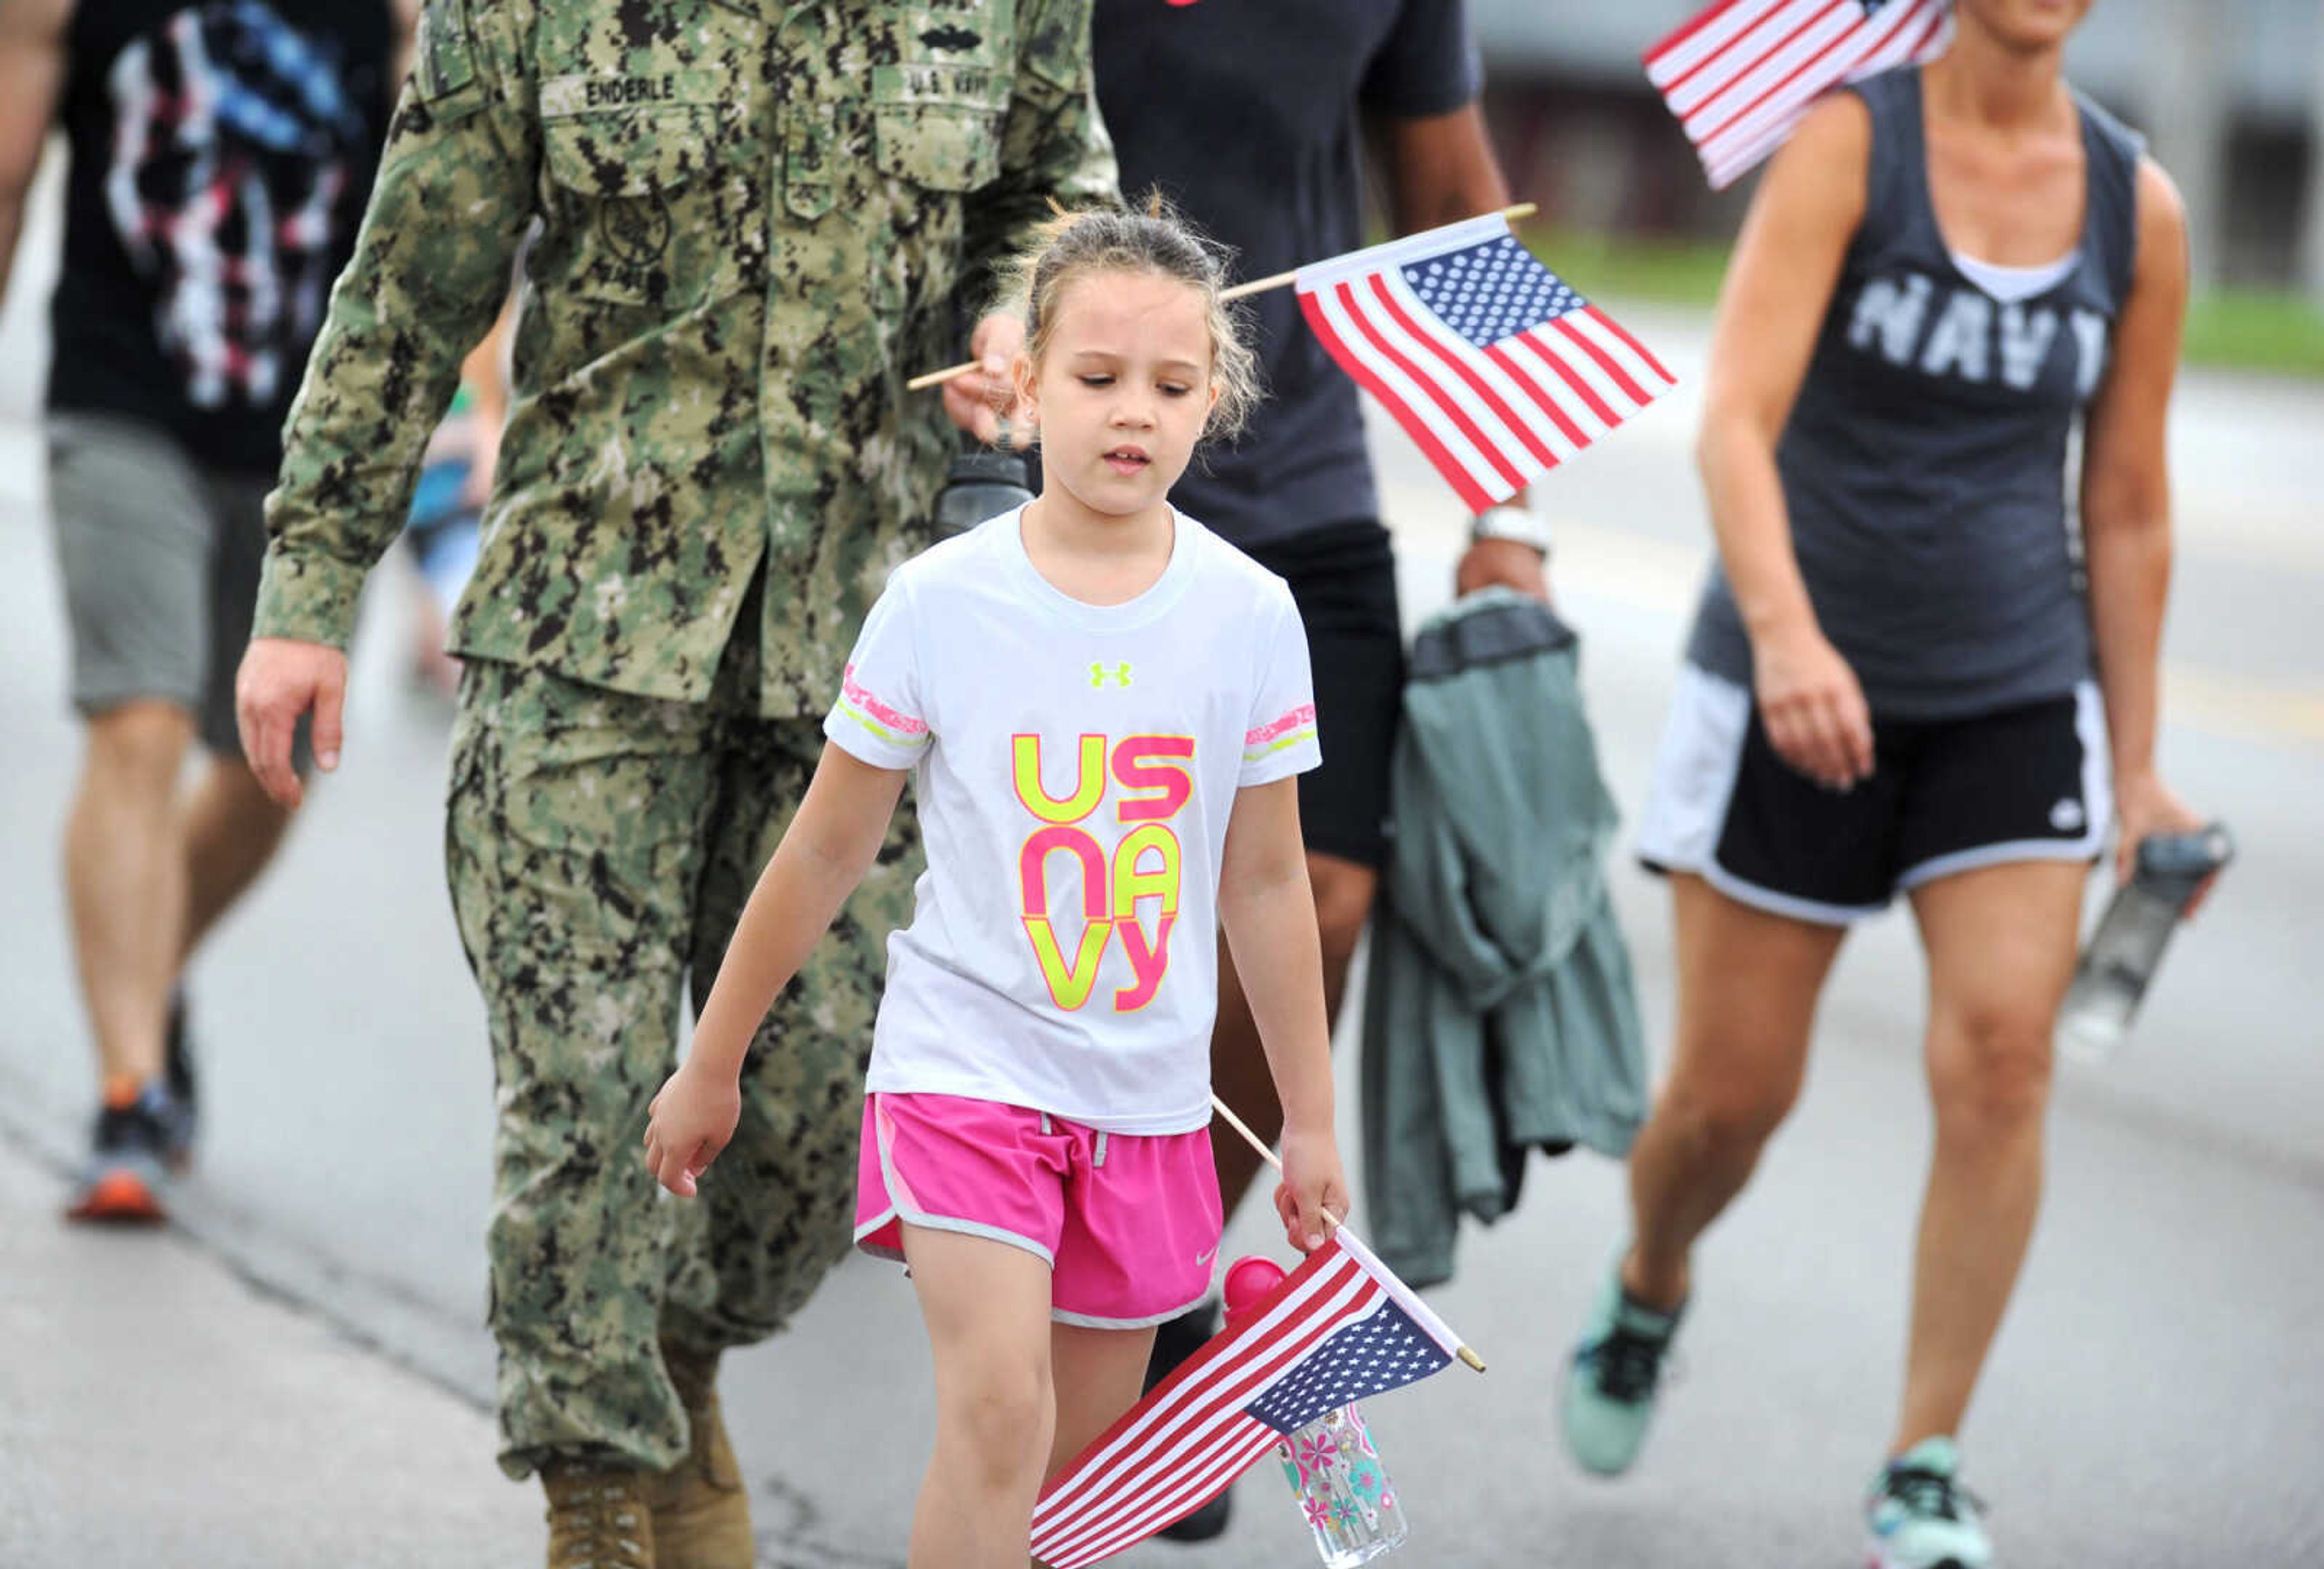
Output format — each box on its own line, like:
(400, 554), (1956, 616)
(854, 1092), (1225, 1329)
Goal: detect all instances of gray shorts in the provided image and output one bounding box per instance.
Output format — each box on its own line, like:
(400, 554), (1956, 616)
(49, 412), (277, 758)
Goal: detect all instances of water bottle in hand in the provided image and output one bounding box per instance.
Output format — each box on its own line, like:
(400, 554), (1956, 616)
(2058, 823), (2234, 1062)
(1224, 1257), (1410, 1567)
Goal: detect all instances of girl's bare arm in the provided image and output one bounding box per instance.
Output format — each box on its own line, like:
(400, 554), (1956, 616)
(689, 743), (907, 1080)
(646, 743), (905, 1194)
(1216, 776), (1347, 1248)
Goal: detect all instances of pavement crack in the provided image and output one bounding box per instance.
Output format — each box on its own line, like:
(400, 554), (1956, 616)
(752, 1472), (905, 1568)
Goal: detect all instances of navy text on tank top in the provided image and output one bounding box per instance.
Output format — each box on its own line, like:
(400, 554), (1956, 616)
(50, 0), (394, 478)
(1686, 67), (2145, 720)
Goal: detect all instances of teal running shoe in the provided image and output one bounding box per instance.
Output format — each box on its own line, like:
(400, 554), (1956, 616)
(1560, 1265), (1684, 1476)
(1864, 1437), (1992, 1569)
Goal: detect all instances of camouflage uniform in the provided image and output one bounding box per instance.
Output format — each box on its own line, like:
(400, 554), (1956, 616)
(253, 0), (1114, 1478)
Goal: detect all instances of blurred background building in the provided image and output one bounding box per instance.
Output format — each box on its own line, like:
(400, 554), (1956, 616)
(1474, 0), (2324, 298)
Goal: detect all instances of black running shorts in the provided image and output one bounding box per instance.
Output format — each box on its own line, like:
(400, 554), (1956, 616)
(1635, 665), (2109, 924)
(1239, 520), (1403, 870)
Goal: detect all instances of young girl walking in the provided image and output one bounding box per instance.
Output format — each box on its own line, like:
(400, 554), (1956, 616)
(643, 205), (1351, 1568)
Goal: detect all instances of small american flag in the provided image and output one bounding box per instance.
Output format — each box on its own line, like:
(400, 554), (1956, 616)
(1647, 0), (1955, 189)
(1028, 1231), (1456, 1568)
(1296, 215), (1676, 515)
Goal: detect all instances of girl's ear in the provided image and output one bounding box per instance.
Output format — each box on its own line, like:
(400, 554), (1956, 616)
(1008, 349), (1046, 435)
(1012, 354), (1040, 427)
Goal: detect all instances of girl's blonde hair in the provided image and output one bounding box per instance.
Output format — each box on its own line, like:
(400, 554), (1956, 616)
(1003, 193), (1262, 441)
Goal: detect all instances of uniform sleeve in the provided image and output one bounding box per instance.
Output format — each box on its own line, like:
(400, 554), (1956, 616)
(1241, 588), (1323, 789)
(1359, 0), (1483, 122)
(961, 0), (1118, 304)
(824, 573), (934, 771)
(251, 0), (541, 649)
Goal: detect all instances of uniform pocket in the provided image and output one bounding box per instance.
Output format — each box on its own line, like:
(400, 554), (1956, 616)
(478, 676), (710, 964)
(540, 100), (748, 308)
(868, 63), (1008, 194)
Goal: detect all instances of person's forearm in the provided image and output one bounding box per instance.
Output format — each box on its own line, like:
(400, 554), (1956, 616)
(1398, 161), (1511, 234)
(257, 6), (534, 648)
(1698, 413), (1819, 641)
(1219, 872), (1335, 1134)
(261, 233), (524, 645)
(2084, 507), (2171, 779)
(0, 1), (67, 315)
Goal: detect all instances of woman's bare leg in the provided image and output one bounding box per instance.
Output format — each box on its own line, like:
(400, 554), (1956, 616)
(1892, 860), (2083, 1451)
(1623, 874), (1848, 1308)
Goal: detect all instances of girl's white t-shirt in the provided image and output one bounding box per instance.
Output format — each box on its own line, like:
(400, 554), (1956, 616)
(823, 508), (1322, 1135)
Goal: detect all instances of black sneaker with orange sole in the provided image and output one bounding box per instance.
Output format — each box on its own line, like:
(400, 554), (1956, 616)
(65, 1080), (190, 1223)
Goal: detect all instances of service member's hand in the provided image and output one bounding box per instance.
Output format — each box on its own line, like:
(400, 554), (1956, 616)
(235, 637), (349, 810)
(942, 311), (1028, 447)
(1274, 1121), (1351, 1254)
(642, 1063), (742, 1198)
(1751, 620), (1874, 791)
(1454, 538), (1551, 602)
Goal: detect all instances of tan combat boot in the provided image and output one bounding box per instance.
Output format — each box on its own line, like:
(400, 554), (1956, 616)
(642, 1341), (754, 1568)
(541, 1462), (656, 1569)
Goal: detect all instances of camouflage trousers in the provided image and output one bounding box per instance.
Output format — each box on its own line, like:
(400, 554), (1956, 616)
(445, 649), (918, 1481)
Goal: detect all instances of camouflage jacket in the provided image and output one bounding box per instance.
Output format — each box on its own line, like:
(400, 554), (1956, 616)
(254, 0), (1114, 715)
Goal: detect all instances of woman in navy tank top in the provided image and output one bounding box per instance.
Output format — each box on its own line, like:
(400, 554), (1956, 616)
(1562, 5), (2213, 1567)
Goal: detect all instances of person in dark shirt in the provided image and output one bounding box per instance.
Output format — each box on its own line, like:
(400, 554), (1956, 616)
(0, 0), (410, 1223)
(1092, 0), (1546, 1541)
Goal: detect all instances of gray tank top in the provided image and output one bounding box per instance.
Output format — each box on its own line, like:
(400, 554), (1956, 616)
(1686, 67), (2145, 719)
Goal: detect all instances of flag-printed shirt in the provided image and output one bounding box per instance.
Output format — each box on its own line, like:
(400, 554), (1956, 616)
(51, 0), (395, 476)
(827, 509), (1322, 1136)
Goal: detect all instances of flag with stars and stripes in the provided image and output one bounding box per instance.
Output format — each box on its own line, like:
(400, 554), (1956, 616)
(1295, 214), (1676, 515)
(1646, 0), (1955, 189)
(1028, 1229), (1457, 1568)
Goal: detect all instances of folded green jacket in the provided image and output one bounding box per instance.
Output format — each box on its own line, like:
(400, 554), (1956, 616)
(1360, 588), (1647, 1289)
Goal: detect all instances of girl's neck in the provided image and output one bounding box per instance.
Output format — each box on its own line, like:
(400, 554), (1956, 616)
(1925, 21), (2072, 137)
(1019, 490), (1175, 608)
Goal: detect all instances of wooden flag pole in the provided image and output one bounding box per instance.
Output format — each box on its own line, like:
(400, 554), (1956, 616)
(905, 202), (1540, 393)
(1208, 1091), (1487, 1374)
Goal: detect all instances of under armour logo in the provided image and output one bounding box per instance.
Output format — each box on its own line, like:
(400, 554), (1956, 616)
(1090, 662), (1133, 689)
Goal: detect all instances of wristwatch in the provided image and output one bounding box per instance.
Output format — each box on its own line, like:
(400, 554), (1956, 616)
(1469, 496), (1552, 556)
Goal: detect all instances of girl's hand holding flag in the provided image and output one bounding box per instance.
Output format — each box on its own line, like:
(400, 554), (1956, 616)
(1276, 1119), (1349, 1253)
